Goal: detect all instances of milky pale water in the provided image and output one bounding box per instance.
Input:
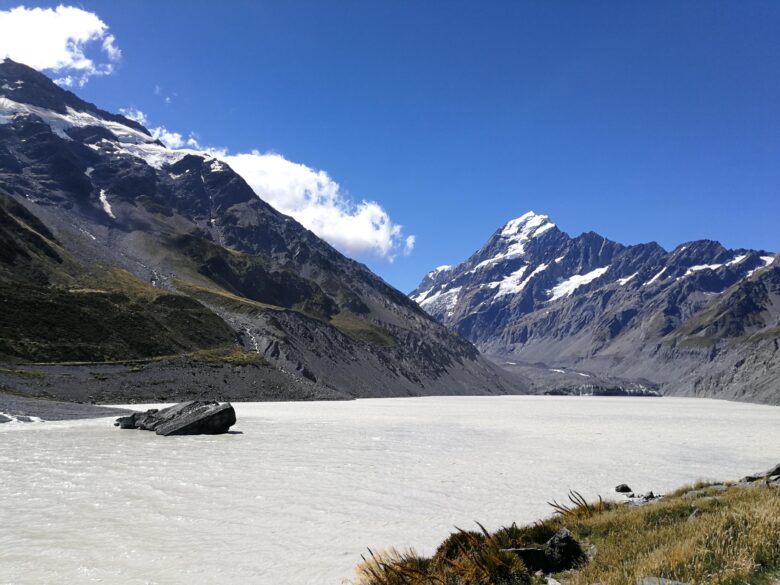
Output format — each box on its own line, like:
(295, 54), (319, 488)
(1, 396), (779, 585)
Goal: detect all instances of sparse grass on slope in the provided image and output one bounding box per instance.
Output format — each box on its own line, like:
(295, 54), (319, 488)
(354, 483), (780, 585)
(0, 269), (236, 363)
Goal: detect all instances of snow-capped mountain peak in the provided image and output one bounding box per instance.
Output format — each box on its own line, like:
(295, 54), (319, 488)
(500, 211), (555, 239)
(410, 213), (779, 403)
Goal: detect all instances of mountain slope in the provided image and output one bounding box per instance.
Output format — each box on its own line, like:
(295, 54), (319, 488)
(0, 59), (522, 401)
(411, 211), (779, 404)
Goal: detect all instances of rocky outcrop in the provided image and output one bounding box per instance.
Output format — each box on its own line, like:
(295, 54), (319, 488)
(114, 401), (236, 435)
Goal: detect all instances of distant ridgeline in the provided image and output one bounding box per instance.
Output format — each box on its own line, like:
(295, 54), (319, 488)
(411, 211), (780, 405)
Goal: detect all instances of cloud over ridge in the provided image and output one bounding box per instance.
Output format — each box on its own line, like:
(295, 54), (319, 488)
(224, 151), (415, 260)
(0, 0), (414, 262)
(120, 109), (414, 261)
(0, 5), (120, 86)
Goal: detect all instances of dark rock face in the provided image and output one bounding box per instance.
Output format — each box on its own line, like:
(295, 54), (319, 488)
(115, 401), (236, 435)
(411, 211), (779, 404)
(0, 59), (524, 400)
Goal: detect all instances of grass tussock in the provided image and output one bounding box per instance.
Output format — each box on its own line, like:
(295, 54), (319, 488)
(354, 484), (780, 585)
(356, 527), (534, 585)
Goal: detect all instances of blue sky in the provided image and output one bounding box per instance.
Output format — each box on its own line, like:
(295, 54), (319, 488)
(1, 1), (779, 292)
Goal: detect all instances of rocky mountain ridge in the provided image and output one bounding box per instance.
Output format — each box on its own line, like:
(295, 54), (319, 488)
(411, 211), (779, 403)
(0, 59), (522, 402)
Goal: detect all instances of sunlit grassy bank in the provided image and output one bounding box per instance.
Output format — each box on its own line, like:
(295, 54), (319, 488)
(355, 481), (780, 585)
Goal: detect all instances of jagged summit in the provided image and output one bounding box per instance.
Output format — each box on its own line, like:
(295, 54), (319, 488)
(411, 213), (779, 404)
(500, 211), (555, 236)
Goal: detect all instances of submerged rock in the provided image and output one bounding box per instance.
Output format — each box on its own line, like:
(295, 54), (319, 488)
(114, 401), (236, 435)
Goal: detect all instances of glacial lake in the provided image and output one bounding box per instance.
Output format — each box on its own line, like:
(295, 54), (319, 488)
(1, 396), (779, 585)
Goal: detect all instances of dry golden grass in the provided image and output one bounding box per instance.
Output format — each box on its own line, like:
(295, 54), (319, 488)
(569, 485), (780, 585)
(353, 484), (780, 585)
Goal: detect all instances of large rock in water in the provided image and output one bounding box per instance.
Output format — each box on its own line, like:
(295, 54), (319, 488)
(114, 401), (236, 435)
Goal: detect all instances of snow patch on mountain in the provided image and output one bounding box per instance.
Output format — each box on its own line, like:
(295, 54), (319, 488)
(548, 266), (610, 301)
(645, 267), (668, 286)
(0, 96), (149, 144)
(684, 263), (723, 277)
(98, 189), (114, 219)
(418, 286), (462, 317)
(728, 255), (748, 266)
(746, 255), (777, 278)
(113, 141), (195, 170)
(680, 255), (751, 279)
(496, 263), (548, 297)
(474, 212), (555, 270)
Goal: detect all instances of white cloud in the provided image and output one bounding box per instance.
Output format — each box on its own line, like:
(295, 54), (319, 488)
(0, 5), (121, 86)
(223, 151), (413, 260)
(119, 107), (147, 125)
(116, 117), (414, 260)
(119, 108), (197, 150)
(152, 127), (185, 149)
(404, 235), (416, 256)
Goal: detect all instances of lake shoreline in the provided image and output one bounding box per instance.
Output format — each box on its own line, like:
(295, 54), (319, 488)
(0, 390), (132, 422)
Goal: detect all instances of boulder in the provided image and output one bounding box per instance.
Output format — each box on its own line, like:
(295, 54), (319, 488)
(544, 527), (586, 571)
(765, 462), (780, 478)
(502, 528), (585, 573)
(615, 484), (633, 493)
(114, 401), (236, 435)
